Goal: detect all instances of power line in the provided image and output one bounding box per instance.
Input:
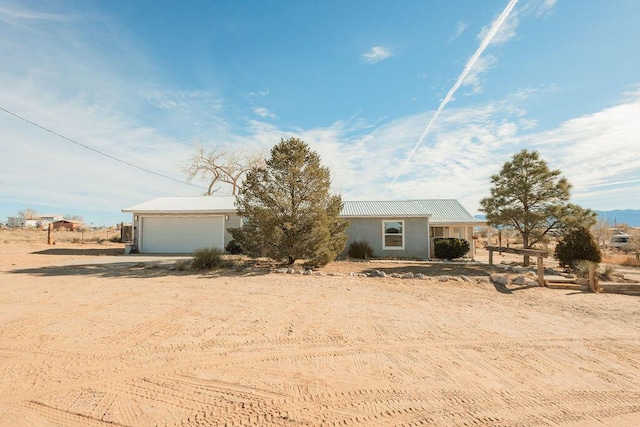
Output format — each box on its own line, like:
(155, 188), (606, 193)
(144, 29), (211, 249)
(0, 105), (205, 190)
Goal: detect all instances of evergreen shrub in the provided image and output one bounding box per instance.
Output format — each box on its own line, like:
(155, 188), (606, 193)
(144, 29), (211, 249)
(348, 240), (374, 260)
(225, 240), (243, 255)
(554, 226), (602, 268)
(433, 238), (470, 259)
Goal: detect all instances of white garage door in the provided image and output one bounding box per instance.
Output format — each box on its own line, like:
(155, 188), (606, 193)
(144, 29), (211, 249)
(140, 216), (224, 253)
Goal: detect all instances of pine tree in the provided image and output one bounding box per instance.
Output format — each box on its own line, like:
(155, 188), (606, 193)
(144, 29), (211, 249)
(229, 138), (348, 266)
(480, 149), (596, 265)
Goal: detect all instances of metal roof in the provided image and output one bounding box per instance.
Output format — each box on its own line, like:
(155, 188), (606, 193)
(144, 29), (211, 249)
(412, 199), (485, 224)
(341, 199), (485, 224)
(122, 196), (485, 225)
(122, 196), (237, 213)
(340, 201), (431, 218)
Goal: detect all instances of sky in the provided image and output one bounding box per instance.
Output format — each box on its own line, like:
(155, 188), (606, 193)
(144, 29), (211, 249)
(1, 0), (639, 226)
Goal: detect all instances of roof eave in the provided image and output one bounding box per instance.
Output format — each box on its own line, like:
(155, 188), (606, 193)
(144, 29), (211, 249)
(121, 209), (237, 214)
(339, 214), (431, 218)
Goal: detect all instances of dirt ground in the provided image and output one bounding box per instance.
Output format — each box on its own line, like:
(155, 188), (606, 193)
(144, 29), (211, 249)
(1, 240), (639, 426)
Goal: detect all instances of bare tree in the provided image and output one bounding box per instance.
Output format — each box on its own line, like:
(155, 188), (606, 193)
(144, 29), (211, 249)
(591, 216), (613, 246)
(184, 146), (265, 195)
(626, 230), (640, 261)
(18, 208), (37, 220)
(65, 214), (85, 222)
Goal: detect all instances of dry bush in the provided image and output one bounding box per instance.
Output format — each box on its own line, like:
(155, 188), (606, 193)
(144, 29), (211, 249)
(603, 252), (640, 267)
(0, 228), (122, 244)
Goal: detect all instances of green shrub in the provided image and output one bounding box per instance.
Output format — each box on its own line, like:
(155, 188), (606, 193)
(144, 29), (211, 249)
(574, 259), (598, 278)
(348, 240), (374, 260)
(554, 226), (601, 268)
(192, 247), (227, 271)
(225, 240), (243, 255)
(600, 264), (616, 280)
(433, 238), (470, 259)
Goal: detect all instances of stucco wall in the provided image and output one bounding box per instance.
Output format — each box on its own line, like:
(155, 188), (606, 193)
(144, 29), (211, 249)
(342, 217), (430, 259)
(224, 213), (241, 246)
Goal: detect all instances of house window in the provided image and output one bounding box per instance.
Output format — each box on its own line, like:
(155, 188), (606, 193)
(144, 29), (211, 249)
(433, 227), (444, 238)
(453, 227), (462, 237)
(383, 220), (404, 250)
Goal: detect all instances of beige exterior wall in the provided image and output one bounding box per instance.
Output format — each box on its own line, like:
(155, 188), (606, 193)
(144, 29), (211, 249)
(342, 217), (430, 259)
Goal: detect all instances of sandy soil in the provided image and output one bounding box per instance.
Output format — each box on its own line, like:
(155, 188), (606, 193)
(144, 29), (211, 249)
(1, 241), (639, 426)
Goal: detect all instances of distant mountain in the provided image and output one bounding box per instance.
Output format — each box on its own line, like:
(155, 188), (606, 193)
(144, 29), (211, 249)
(594, 210), (640, 227)
(474, 210), (640, 227)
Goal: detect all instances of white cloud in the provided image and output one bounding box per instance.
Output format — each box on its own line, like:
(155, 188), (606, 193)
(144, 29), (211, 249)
(462, 54), (497, 94)
(253, 107), (277, 119)
(360, 46), (393, 64)
(0, 4), (76, 23)
(312, 88), (640, 213)
(449, 21), (468, 42)
(536, 0), (558, 17)
(478, 10), (519, 46)
(524, 95), (640, 203)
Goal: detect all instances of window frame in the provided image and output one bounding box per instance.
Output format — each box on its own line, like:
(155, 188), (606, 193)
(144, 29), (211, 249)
(382, 219), (405, 250)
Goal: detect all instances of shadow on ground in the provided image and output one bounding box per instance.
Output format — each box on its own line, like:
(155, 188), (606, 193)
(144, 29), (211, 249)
(491, 281), (539, 294)
(9, 262), (271, 279)
(32, 248), (125, 256)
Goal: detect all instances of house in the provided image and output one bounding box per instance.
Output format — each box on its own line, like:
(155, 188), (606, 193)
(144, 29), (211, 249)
(122, 196), (484, 257)
(341, 200), (485, 259)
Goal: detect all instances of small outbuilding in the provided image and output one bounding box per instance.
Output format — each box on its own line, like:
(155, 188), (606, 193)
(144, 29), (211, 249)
(52, 220), (78, 231)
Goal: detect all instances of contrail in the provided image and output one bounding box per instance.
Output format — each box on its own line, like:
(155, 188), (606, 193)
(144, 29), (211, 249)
(388, 0), (518, 188)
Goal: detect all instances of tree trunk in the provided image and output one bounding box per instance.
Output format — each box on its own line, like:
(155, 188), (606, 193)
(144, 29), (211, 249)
(522, 233), (530, 267)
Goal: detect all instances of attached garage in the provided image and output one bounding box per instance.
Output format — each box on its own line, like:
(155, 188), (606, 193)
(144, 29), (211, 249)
(139, 216), (224, 253)
(122, 196), (240, 254)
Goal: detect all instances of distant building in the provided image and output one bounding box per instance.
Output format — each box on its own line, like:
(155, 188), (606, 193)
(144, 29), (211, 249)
(52, 220), (84, 231)
(6, 214), (64, 228)
(7, 217), (24, 228)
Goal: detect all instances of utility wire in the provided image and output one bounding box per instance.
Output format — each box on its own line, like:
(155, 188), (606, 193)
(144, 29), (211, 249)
(0, 105), (205, 190)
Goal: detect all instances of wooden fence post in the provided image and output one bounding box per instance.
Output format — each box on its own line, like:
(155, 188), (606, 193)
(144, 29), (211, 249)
(47, 223), (53, 245)
(537, 256), (545, 286)
(589, 264), (599, 293)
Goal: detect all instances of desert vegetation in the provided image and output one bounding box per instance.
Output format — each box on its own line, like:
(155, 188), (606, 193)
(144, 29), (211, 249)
(0, 226), (123, 245)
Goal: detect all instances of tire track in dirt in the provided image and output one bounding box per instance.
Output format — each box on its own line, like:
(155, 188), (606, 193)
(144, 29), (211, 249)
(6, 335), (639, 398)
(7, 335), (640, 425)
(3, 252), (640, 426)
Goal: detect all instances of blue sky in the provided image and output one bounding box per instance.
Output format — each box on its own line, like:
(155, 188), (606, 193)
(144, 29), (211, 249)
(1, 0), (639, 225)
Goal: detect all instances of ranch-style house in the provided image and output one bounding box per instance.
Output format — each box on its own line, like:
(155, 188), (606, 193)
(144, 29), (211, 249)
(122, 196), (485, 258)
